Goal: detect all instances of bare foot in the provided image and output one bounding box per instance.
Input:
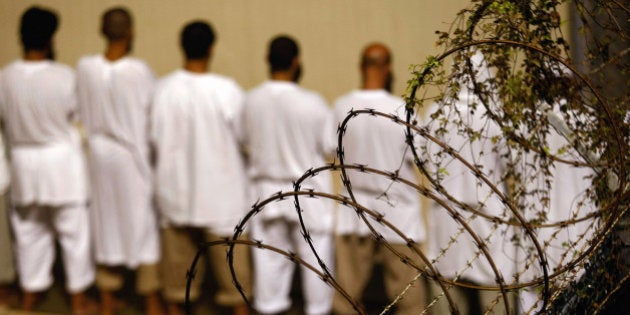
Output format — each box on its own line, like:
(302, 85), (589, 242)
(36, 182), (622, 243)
(100, 290), (115, 315)
(233, 303), (250, 315)
(71, 291), (99, 315)
(22, 291), (42, 311)
(145, 291), (165, 315)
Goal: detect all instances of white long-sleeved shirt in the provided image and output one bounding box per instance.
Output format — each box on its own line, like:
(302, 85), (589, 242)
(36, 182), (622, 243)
(243, 80), (334, 232)
(0, 60), (87, 206)
(77, 55), (155, 170)
(76, 54), (159, 267)
(151, 69), (248, 235)
(332, 89), (425, 243)
(423, 52), (514, 285)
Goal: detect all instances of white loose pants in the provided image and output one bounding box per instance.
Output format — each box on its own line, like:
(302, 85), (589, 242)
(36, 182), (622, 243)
(252, 218), (334, 315)
(10, 204), (94, 293)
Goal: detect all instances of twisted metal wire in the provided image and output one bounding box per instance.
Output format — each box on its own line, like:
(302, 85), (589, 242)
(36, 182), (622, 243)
(182, 18), (626, 315)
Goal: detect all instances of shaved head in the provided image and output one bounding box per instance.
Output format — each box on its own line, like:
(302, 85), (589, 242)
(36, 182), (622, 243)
(101, 7), (132, 41)
(360, 43), (391, 69)
(359, 43), (394, 91)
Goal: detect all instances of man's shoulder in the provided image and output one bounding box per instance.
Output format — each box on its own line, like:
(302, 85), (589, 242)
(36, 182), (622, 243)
(298, 85), (325, 99)
(42, 61), (75, 77)
(245, 81), (280, 101)
(3, 60), (71, 74)
(335, 90), (403, 107)
(283, 84), (327, 106)
(119, 57), (153, 73)
(155, 70), (241, 95)
(77, 55), (151, 70)
(155, 70), (183, 91)
(332, 90), (360, 106)
(205, 73), (242, 91)
(77, 54), (100, 65)
(246, 81), (272, 96)
(246, 81), (326, 103)
(0, 60), (21, 75)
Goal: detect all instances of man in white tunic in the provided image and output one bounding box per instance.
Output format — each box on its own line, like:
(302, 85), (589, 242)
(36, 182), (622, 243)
(331, 43), (426, 315)
(151, 21), (250, 315)
(76, 7), (161, 315)
(514, 101), (597, 312)
(243, 35), (335, 315)
(424, 52), (515, 314)
(0, 6), (95, 314)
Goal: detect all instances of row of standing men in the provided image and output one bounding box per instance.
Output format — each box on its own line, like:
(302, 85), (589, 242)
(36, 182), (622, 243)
(1, 5), (595, 315)
(0, 6), (429, 315)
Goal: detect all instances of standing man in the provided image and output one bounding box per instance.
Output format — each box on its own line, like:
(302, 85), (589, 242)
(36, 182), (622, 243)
(243, 35), (335, 315)
(331, 43), (426, 314)
(0, 6), (95, 314)
(76, 7), (162, 315)
(423, 51), (515, 315)
(151, 20), (251, 315)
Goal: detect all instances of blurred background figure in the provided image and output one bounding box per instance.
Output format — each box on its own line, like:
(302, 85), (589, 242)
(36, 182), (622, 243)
(76, 7), (162, 315)
(243, 35), (336, 315)
(151, 20), (251, 315)
(423, 51), (515, 314)
(331, 43), (426, 315)
(0, 6), (95, 314)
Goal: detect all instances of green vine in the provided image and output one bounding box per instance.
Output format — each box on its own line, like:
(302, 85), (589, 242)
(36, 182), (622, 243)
(406, 0), (629, 313)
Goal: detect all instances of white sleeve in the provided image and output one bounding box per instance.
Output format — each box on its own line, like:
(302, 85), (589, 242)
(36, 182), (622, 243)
(322, 108), (337, 157)
(225, 81), (246, 144)
(0, 72), (5, 120)
(315, 96), (335, 157)
(75, 60), (90, 127)
(66, 69), (79, 123)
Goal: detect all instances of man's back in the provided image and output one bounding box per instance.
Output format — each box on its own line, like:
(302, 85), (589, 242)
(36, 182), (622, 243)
(332, 89), (424, 241)
(77, 55), (154, 153)
(151, 69), (247, 229)
(423, 90), (514, 284)
(76, 53), (159, 269)
(244, 80), (332, 181)
(0, 59), (86, 206)
(1, 60), (75, 145)
(332, 90), (416, 196)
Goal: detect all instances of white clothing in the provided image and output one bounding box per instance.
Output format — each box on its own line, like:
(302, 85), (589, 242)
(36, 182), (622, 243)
(0, 59), (93, 293)
(424, 97), (514, 286)
(76, 55), (160, 268)
(0, 123), (8, 194)
(0, 60), (87, 206)
(515, 106), (596, 313)
(243, 80), (335, 314)
(0, 69), (6, 194)
(252, 220), (334, 315)
(332, 89), (425, 243)
(10, 204), (94, 293)
(423, 52), (516, 287)
(151, 69), (248, 235)
(243, 81), (335, 230)
(516, 106), (595, 274)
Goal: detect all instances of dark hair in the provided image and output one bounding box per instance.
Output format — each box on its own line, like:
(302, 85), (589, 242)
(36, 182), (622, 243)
(20, 6), (58, 51)
(181, 21), (215, 59)
(101, 7), (132, 41)
(267, 35), (299, 72)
